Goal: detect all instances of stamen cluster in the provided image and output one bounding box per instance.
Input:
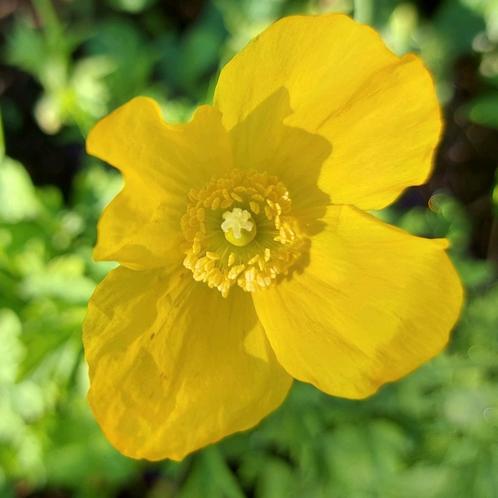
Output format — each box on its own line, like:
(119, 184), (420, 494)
(181, 169), (304, 297)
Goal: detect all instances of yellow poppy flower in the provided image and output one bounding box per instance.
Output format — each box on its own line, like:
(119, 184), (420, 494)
(83, 14), (463, 461)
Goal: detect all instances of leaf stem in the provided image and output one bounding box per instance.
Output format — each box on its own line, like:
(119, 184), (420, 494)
(0, 107), (5, 161)
(354, 0), (373, 24)
(32, 0), (62, 44)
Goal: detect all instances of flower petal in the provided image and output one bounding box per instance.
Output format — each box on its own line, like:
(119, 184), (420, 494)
(83, 266), (292, 461)
(93, 183), (182, 270)
(87, 97), (233, 268)
(311, 54), (442, 209)
(214, 15), (441, 210)
(228, 88), (331, 225)
(253, 205), (463, 399)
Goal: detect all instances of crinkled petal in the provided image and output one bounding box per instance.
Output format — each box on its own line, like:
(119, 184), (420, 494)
(87, 97), (233, 269)
(83, 266), (292, 461)
(253, 205), (463, 399)
(215, 15), (441, 210)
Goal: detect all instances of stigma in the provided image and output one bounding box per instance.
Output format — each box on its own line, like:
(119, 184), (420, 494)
(221, 208), (257, 247)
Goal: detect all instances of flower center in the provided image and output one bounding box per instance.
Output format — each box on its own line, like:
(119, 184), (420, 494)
(181, 169), (304, 297)
(221, 208), (257, 247)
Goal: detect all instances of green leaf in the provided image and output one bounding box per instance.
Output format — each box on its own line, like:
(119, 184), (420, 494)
(107, 0), (158, 13)
(255, 458), (296, 498)
(0, 158), (40, 222)
(0, 107), (5, 161)
(180, 447), (245, 498)
(0, 309), (24, 383)
(469, 94), (498, 129)
(20, 254), (96, 303)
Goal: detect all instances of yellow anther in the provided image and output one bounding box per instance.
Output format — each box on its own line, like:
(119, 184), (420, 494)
(181, 169), (303, 297)
(228, 264), (246, 280)
(249, 201), (260, 214)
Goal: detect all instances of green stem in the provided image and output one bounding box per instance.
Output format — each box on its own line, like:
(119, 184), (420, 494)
(32, 0), (62, 43)
(354, 0), (373, 24)
(0, 107), (5, 161)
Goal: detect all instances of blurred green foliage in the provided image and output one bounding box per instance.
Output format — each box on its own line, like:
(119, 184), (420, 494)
(0, 0), (497, 497)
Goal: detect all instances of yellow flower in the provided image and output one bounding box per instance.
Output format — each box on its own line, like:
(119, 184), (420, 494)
(83, 14), (463, 461)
